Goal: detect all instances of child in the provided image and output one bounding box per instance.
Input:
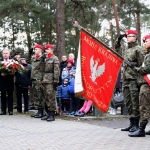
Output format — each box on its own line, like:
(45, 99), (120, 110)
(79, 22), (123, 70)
(57, 78), (70, 115)
(75, 99), (93, 117)
(69, 72), (80, 115)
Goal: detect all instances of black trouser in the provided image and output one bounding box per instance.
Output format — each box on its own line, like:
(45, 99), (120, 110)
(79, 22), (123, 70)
(16, 85), (29, 112)
(61, 99), (70, 112)
(1, 90), (13, 113)
(71, 94), (80, 112)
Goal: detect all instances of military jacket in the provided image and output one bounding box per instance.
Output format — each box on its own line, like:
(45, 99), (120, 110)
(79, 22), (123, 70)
(116, 42), (144, 80)
(136, 48), (150, 85)
(31, 56), (44, 80)
(42, 55), (60, 83)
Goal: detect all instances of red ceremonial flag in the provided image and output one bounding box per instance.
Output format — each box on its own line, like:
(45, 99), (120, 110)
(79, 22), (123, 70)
(75, 29), (123, 113)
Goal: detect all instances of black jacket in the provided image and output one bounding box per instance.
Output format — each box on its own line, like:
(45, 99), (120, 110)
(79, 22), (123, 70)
(0, 59), (14, 90)
(15, 64), (32, 87)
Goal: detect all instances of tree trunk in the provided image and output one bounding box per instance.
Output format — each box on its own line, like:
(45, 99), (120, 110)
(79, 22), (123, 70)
(136, 0), (141, 45)
(112, 0), (120, 36)
(56, 0), (65, 60)
(110, 22), (114, 49)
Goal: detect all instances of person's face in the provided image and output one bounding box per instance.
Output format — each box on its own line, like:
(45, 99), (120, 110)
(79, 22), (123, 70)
(69, 54), (74, 60)
(45, 48), (54, 55)
(62, 56), (67, 61)
(20, 59), (26, 64)
(144, 39), (150, 49)
(63, 79), (69, 84)
(67, 62), (72, 67)
(34, 48), (42, 55)
(127, 34), (137, 43)
(15, 55), (21, 62)
(2, 50), (10, 59)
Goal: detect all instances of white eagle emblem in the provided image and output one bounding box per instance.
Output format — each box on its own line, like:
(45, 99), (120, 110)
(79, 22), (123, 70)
(90, 55), (105, 84)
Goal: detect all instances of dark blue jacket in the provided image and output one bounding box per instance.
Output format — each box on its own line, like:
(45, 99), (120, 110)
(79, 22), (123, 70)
(68, 77), (75, 94)
(15, 63), (32, 87)
(57, 85), (70, 99)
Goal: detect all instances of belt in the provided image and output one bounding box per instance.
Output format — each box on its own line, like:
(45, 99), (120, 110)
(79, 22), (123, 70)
(45, 71), (54, 73)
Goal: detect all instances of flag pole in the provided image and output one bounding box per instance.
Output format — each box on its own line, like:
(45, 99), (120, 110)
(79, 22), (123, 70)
(68, 19), (124, 60)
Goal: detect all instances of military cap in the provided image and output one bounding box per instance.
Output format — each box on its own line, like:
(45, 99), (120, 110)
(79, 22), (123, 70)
(34, 44), (43, 49)
(142, 35), (150, 43)
(124, 30), (138, 37)
(45, 44), (54, 49)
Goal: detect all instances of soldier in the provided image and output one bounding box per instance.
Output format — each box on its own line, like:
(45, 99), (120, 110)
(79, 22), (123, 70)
(128, 35), (150, 137)
(30, 44), (45, 118)
(41, 44), (60, 121)
(115, 30), (144, 132)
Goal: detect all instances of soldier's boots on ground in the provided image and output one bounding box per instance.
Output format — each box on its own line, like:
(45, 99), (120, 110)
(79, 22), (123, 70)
(128, 123), (146, 137)
(47, 111), (55, 121)
(41, 115), (48, 120)
(121, 117), (134, 131)
(31, 108), (43, 118)
(145, 130), (150, 135)
(129, 118), (139, 132)
(41, 111), (55, 121)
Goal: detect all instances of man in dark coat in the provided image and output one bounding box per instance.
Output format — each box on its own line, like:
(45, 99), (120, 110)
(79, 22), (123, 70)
(58, 55), (67, 85)
(15, 56), (32, 113)
(0, 49), (14, 115)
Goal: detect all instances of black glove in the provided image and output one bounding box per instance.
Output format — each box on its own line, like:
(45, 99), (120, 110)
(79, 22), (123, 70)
(115, 42), (121, 49)
(41, 54), (46, 63)
(118, 34), (124, 41)
(53, 82), (58, 90)
(129, 63), (134, 69)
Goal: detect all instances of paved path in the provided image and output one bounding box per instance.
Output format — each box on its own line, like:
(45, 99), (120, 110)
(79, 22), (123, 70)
(0, 114), (150, 150)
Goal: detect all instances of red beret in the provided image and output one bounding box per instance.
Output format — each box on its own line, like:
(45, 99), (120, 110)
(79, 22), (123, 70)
(124, 30), (138, 37)
(34, 44), (43, 49)
(45, 44), (54, 49)
(67, 59), (74, 65)
(142, 35), (150, 43)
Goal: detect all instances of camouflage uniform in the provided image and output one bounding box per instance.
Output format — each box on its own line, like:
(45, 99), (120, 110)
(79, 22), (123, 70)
(134, 50), (150, 124)
(128, 48), (150, 137)
(31, 56), (45, 109)
(115, 40), (144, 132)
(42, 55), (60, 112)
(123, 42), (143, 119)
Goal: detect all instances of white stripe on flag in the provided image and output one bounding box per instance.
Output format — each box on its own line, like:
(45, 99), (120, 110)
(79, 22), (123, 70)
(74, 41), (84, 93)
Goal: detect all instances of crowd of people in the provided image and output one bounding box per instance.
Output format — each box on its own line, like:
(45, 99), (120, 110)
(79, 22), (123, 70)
(0, 44), (92, 121)
(1, 28), (150, 138)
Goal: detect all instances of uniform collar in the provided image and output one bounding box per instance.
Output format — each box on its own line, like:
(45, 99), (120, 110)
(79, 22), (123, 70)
(128, 42), (138, 48)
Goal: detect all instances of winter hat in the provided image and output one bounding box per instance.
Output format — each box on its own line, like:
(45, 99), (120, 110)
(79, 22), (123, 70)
(66, 59), (74, 65)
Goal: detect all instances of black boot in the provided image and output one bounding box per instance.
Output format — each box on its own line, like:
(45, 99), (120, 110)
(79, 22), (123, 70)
(145, 130), (150, 135)
(47, 111), (55, 121)
(129, 118), (139, 132)
(33, 108), (43, 118)
(128, 123), (146, 137)
(121, 117), (134, 131)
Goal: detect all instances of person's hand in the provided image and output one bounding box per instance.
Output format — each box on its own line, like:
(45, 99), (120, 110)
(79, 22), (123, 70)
(53, 82), (58, 90)
(118, 34), (124, 41)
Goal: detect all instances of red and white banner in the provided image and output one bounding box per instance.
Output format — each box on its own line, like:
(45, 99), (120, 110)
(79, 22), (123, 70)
(75, 29), (123, 113)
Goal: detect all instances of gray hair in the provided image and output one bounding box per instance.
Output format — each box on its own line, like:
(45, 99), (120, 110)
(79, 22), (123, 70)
(2, 48), (10, 54)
